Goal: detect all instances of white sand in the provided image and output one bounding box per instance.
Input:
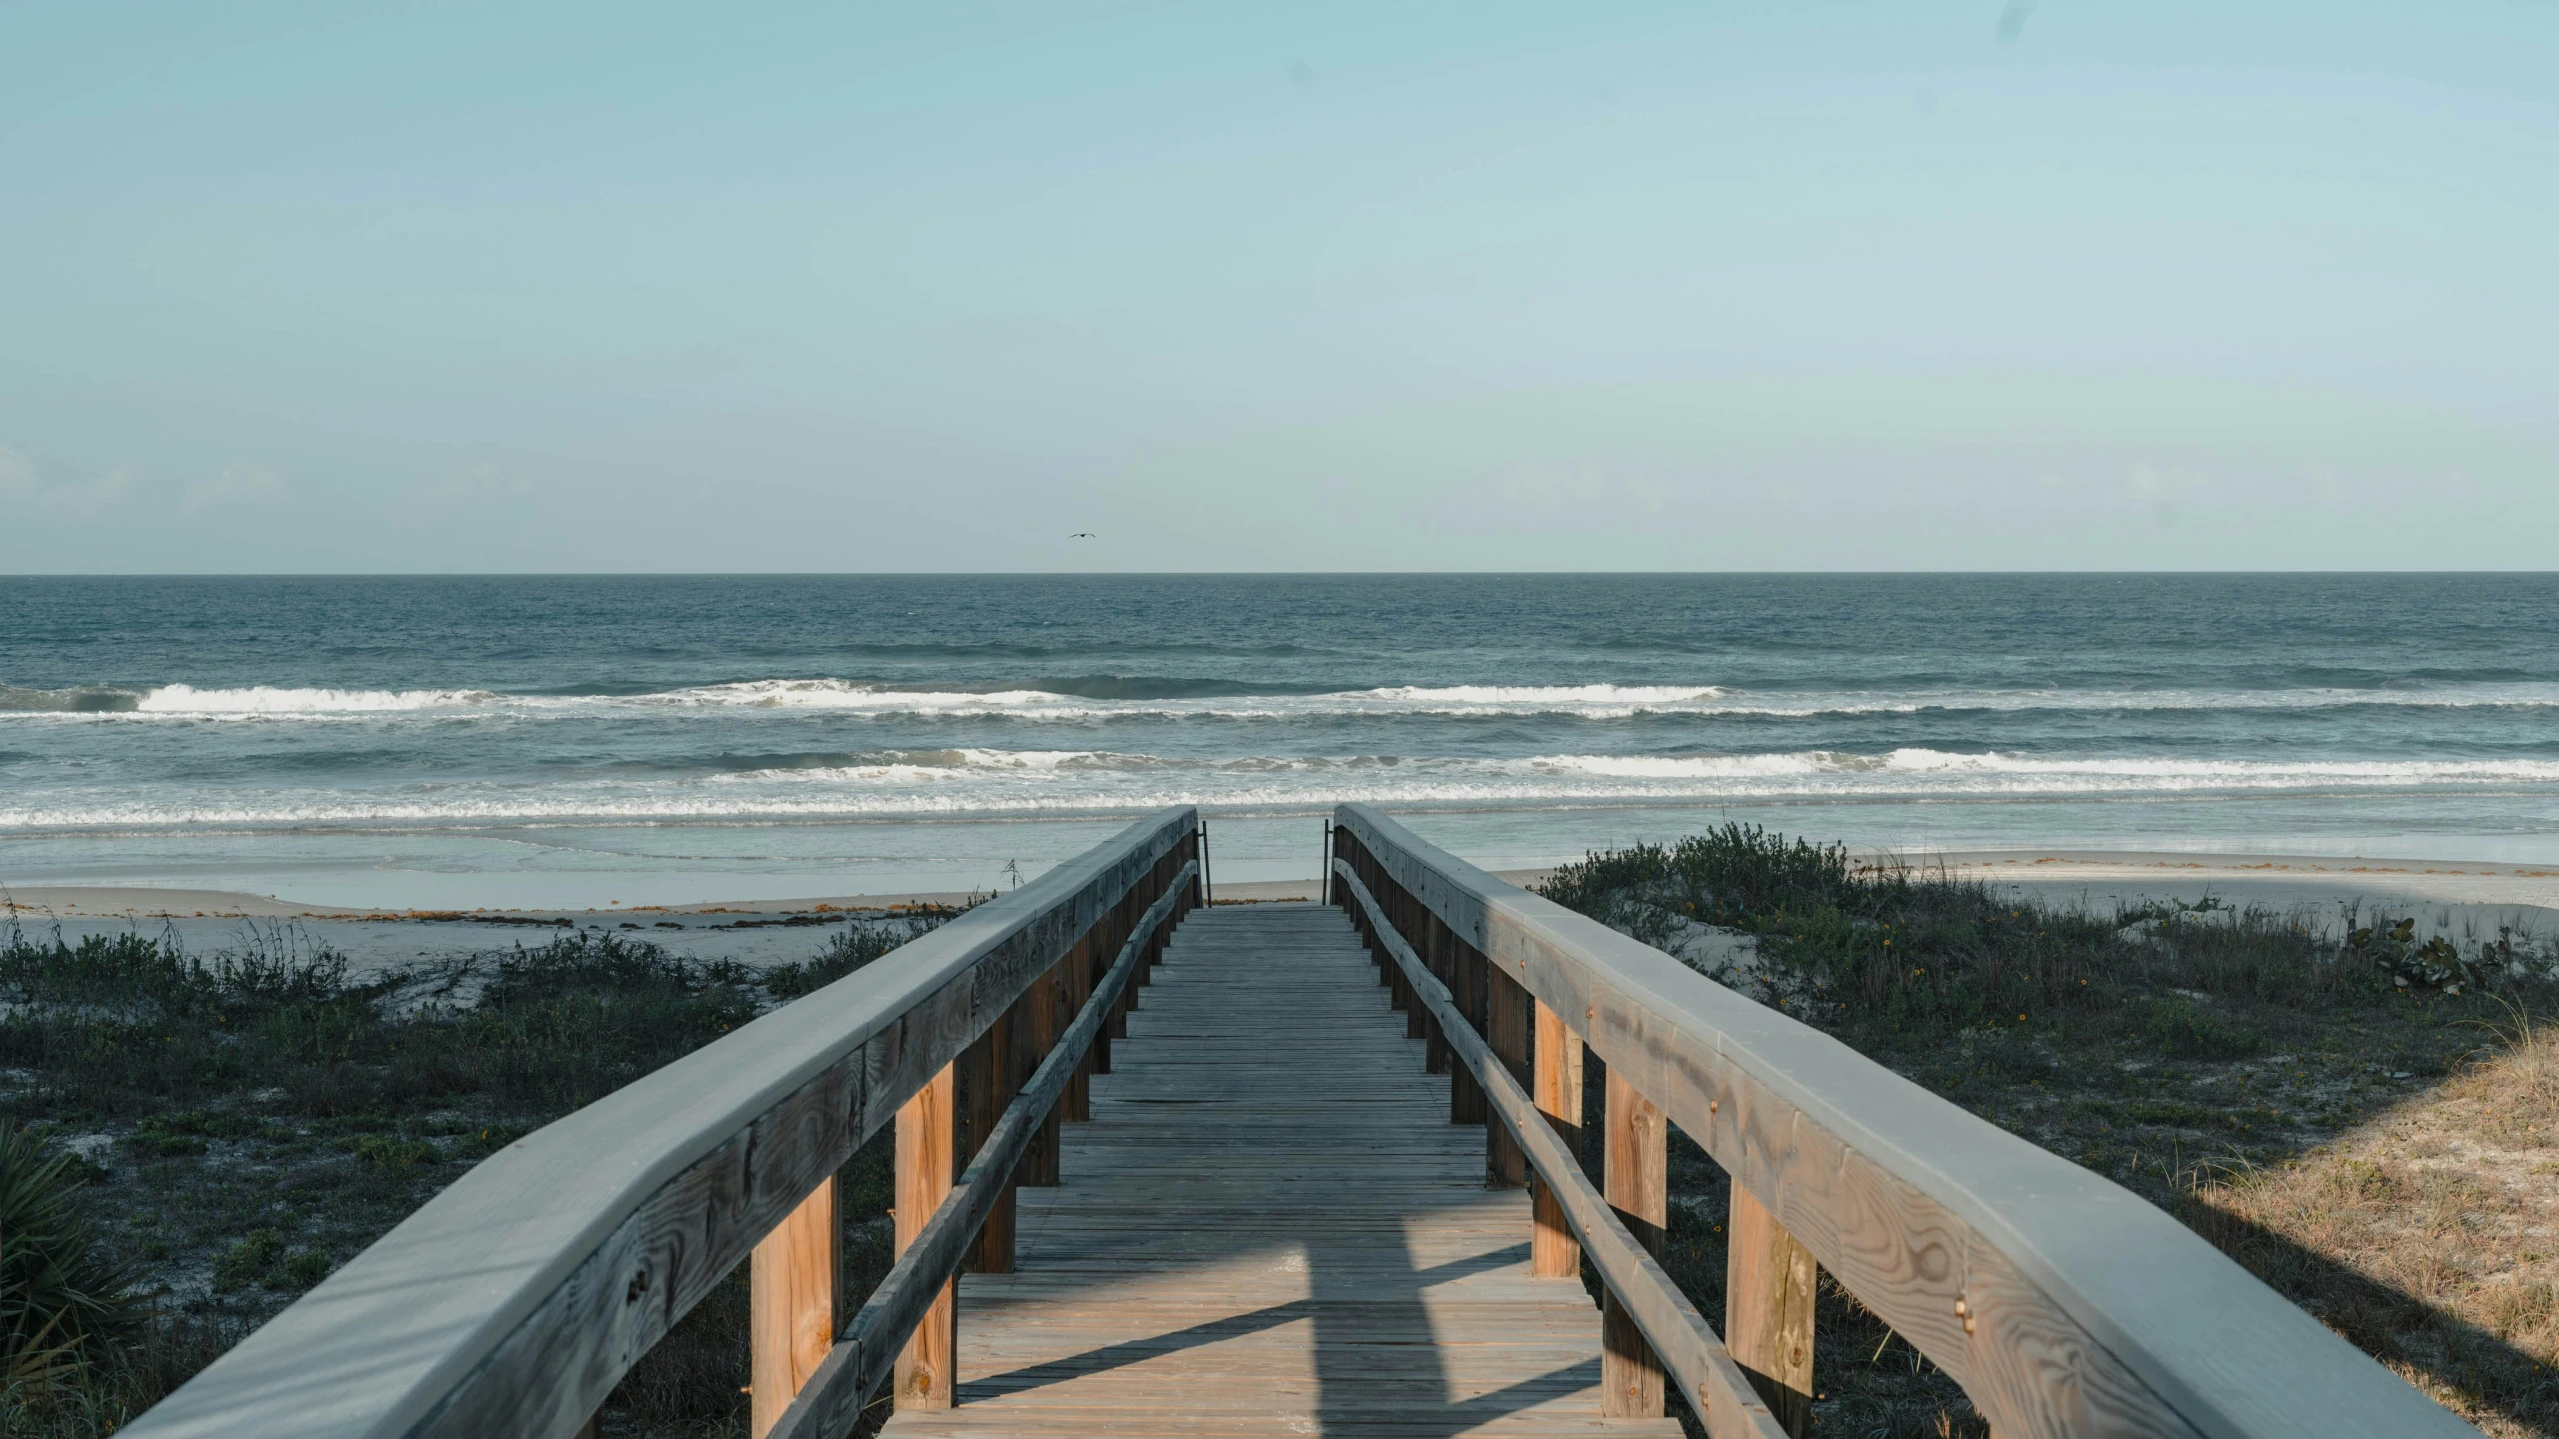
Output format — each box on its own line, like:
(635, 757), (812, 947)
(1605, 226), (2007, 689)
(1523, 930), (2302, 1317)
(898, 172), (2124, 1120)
(10, 854), (2552, 981)
(1924, 850), (2559, 942)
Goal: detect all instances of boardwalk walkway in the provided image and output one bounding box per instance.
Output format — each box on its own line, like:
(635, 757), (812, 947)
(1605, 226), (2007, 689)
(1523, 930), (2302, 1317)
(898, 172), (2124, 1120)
(882, 902), (1682, 1438)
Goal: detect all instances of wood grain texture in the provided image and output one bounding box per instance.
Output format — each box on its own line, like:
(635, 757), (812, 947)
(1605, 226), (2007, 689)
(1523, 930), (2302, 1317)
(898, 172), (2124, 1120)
(1450, 934), (1488, 1126)
(1726, 1185), (1814, 1438)
(1602, 1066), (1667, 1419)
(1531, 1002), (1583, 1280)
(1063, 935), (1094, 1119)
(879, 903), (1686, 1439)
(1020, 959), (1064, 1188)
(963, 1020), (1016, 1275)
(120, 808), (1197, 1439)
(1488, 967), (1533, 1188)
(1333, 804), (2480, 1439)
(752, 1178), (838, 1437)
(1422, 912), (1452, 1076)
(895, 1066), (959, 1411)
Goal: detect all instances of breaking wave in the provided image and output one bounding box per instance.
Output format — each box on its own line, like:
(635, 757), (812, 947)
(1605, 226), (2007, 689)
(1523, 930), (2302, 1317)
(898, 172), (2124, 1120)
(9, 746), (2557, 831)
(13, 676), (2559, 722)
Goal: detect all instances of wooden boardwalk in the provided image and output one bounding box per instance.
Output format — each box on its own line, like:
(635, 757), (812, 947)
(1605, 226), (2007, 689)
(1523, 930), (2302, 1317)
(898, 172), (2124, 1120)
(882, 902), (1683, 1439)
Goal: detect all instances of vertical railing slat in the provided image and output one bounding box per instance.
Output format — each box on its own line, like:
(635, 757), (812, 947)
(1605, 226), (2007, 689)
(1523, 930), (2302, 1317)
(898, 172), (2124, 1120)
(964, 1017), (1017, 1274)
(1531, 1001), (1584, 1278)
(1727, 1186), (1818, 1437)
(1602, 1065), (1668, 1417)
(749, 1178), (838, 1437)
(1021, 957), (1064, 1186)
(892, 1064), (958, 1410)
(1487, 965), (1531, 1186)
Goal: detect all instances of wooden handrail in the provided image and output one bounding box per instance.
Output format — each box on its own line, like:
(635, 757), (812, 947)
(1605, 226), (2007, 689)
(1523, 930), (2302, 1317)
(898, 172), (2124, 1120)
(1331, 803), (2478, 1439)
(122, 807), (1200, 1439)
(766, 860), (1197, 1439)
(1334, 861), (1788, 1439)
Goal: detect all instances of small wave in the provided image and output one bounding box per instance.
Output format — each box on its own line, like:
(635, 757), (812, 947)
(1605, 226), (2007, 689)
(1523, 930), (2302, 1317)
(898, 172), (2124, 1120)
(18, 746), (2557, 831)
(1350, 684), (1730, 706)
(636, 680), (1741, 717)
(0, 684), (144, 713)
(15, 675), (2559, 723)
(134, 685), (504, 714)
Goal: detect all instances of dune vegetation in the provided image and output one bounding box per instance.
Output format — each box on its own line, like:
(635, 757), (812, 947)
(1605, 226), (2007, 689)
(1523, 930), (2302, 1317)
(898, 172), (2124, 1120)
(0, 915), (950, 1438)
(1539, 825), (2559, 1437)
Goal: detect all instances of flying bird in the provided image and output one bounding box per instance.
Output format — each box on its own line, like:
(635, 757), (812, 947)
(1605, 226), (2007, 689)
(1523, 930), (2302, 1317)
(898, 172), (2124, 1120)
(1069, 532), (1096, 538)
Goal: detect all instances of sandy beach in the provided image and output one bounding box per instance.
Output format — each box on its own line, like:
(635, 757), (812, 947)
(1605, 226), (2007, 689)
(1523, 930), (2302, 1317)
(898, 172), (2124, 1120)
(1932, 849), (2559, 944)
(13, 850), (2555, 981)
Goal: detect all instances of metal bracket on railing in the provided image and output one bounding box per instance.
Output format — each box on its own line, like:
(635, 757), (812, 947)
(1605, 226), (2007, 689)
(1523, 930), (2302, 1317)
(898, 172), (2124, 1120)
(767, 859), (1200, 1439)
(1332, 858), (1787, 1439)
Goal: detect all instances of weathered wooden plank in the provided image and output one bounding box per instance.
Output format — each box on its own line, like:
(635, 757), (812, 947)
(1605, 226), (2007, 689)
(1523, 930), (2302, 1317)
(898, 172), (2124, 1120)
(963, 1019), (1016, 1275)
(1488, 964), (1532, 1187)
(1602, 1065), (1667, 1419)
(1020, 957), (1064, 1188)
(1530, 1002), (1582, 1281)
(894, 1065), (959, 1411)
(1450, 931), (1488, 1125)
(1334, 804), (2476, 1439)
(751, 1178), (838, 1437)
(1726, 1184), (1814, 1438)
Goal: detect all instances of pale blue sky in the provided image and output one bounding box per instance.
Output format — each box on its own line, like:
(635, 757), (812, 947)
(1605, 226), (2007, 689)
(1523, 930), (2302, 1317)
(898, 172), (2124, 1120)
(3, 3), (2553, 572)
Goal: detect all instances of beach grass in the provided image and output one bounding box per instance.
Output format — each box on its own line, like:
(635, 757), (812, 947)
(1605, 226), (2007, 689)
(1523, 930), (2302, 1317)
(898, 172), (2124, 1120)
(0, 914), (949, 1438)
(1541, 826), (2559, 1438)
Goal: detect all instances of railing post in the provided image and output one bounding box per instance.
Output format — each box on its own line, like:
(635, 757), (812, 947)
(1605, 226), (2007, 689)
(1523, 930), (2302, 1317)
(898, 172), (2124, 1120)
(1018, 959), (1063, 1186)
(965, 1015), (1017, 1273)
(749, 1177), (837, 1438)
(1487, 965), (1530, 1187)
(1412, 891), (1433, 1034)
(1728, 1186), (1817, 1438)
(1531, 1001), (1583, 1278)
(1602, 1065), (1667, 1417)
(1420, 912), (1450, 1075)
(893, 1062), (958, 1410)
(1064, 928), (1095, 1121)
(1449, 936), (1486, 1125)
(1375, 870), (1397, 990)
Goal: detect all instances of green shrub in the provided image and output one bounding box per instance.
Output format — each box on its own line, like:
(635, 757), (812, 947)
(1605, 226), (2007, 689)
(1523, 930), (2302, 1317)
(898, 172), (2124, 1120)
(1535, 826), (2486, 1049)
(762, 914), (952, 1001)
(278, 1251), (332, 1290)
(1540, 824), (2111, 1040)
(346, 1134), (438, 1171)
(2140, 998), (2264, 1061)
(210, 1231), (280, 1292)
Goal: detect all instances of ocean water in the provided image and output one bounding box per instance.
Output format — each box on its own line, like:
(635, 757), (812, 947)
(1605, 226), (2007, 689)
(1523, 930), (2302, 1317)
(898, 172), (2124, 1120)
(2, 574), (2555, 908)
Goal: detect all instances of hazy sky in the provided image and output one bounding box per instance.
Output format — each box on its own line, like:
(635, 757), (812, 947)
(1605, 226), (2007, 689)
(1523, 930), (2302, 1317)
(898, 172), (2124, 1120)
(4, 3), (2552, 572)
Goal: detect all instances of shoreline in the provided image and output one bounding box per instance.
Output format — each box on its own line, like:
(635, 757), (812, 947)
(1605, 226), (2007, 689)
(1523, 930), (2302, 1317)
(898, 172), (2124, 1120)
(12, 849), (2559, 947)
(13, 850), (2559, 919)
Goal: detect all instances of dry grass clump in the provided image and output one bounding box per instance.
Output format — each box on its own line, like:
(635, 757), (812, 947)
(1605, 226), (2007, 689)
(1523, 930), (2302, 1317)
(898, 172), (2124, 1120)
(2178, 1005), (2559, 1437)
